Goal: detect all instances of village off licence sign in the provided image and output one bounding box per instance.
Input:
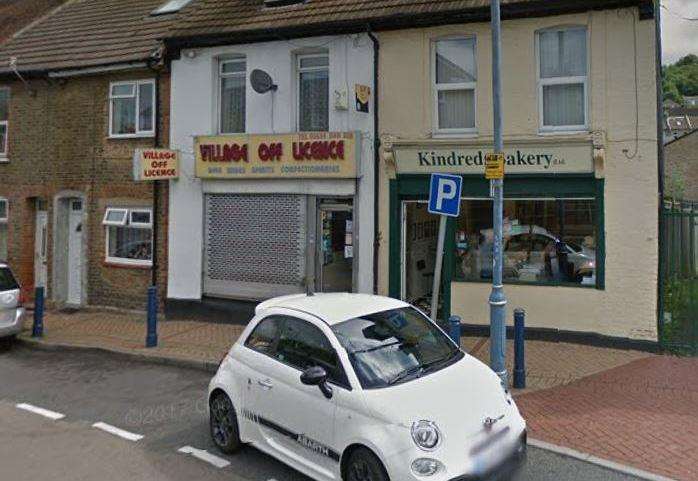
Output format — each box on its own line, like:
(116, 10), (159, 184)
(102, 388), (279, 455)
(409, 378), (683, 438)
(392, 141), (593, 175)
(195, 131), (359, 179)
(133, 148), (180, 181)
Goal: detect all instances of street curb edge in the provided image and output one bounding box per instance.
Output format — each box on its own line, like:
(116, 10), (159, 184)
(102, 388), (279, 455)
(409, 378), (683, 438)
(528, 438), (679, 481)
(14, 337), (220, 374)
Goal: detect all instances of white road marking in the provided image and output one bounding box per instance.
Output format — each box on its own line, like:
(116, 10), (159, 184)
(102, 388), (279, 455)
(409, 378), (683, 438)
(92, 422), (144, 442)
(177, 446), (230, 469)
(16, 403), (65, 420)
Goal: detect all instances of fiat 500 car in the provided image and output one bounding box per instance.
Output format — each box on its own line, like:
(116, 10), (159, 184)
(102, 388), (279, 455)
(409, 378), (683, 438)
(208, 293), (526, 481)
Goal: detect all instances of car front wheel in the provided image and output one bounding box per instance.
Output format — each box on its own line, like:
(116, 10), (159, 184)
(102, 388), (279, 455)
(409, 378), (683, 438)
(209, 391), (241, 454)
(345, 447), (389, 481)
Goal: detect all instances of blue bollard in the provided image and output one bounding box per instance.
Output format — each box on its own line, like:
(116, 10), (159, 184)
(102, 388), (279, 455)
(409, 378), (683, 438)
(513, 308), (526, 389)
(32, 286), (45, 338)
(448, 315), (461, 345)
(145, 286), (158, 348)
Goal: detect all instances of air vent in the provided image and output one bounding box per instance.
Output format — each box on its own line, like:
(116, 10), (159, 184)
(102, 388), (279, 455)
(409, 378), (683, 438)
(263, 0), (306, 8)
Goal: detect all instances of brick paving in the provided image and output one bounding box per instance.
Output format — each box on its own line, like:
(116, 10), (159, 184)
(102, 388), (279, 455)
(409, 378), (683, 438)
(516, 356), (698, 481)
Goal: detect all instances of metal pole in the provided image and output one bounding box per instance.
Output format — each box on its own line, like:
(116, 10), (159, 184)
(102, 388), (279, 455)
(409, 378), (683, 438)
(448, 315), (462, 345)
(146, 286), (158, 348)
(513, 308), (526, 389)
(430, 215), (448, 323)
(489, 0), (508, 385)
(32, 286), (44, 338)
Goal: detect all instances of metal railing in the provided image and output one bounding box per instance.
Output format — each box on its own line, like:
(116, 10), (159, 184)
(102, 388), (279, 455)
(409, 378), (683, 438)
(660, 199), (698, 355)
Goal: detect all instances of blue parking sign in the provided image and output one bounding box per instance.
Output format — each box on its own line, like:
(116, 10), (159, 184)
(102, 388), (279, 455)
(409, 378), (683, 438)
(428, 173), (462, 217)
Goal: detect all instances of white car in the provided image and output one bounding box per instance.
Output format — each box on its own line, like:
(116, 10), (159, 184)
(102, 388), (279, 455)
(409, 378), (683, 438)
(208, 293), (526, 481)
(0, 263), (26, 339)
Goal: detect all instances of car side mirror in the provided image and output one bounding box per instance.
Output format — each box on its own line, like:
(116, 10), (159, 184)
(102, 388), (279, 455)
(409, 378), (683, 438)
(300, 366), (333, 399)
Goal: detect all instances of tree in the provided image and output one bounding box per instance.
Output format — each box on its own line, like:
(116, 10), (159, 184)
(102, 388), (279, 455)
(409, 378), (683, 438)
(663, 54), (698, 103)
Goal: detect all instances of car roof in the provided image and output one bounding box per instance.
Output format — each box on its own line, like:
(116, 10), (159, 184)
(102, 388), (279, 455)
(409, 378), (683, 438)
(256, 293), (410, 325)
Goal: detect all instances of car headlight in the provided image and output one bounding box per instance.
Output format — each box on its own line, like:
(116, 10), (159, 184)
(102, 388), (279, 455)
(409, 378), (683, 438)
(411, 420), (441, 451)
(411, 458), (444, 476)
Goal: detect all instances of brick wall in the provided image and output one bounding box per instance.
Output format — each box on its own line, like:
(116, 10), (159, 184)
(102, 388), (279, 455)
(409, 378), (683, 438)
(664, 131), (698, 202)
(0, 68), (170, 311)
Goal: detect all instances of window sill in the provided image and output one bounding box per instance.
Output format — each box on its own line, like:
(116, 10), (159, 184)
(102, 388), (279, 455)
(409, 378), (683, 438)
(0, 156), (8, 163)
(103, 260), (152, 270)
(108, 133), (155, 140)
(431, 130), (478, 139)
(452, 277), (602, 290)
(538, 128), (589, 136)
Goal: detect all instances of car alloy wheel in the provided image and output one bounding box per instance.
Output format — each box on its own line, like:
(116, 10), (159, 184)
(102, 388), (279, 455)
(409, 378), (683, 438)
(209, 392), (241, 454)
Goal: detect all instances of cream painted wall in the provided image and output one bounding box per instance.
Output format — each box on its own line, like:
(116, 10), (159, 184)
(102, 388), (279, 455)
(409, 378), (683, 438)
(377, 8), (659, 340)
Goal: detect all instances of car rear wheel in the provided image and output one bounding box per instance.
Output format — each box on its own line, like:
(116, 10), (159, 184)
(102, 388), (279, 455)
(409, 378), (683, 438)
(209, 391), (241, 454)
(345, 447), (389, 481)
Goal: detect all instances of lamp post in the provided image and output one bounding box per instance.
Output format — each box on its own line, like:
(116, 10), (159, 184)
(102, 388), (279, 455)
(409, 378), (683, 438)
(489, 0), (508, 385)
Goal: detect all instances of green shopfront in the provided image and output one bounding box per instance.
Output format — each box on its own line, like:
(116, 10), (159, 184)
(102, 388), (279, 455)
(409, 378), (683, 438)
(386, 139), (604, 327)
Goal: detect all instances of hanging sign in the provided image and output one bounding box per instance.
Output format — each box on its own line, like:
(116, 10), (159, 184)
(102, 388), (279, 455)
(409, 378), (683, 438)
(133, 148), (179, 181)
(195, 131), (359, 179)
(485, 153), (505, 179)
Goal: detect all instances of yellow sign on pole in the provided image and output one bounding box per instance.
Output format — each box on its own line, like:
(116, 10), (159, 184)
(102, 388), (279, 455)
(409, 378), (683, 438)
(485, 153), (505, 179)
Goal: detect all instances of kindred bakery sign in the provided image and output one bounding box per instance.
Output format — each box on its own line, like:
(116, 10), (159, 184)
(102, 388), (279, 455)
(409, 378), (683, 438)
(393, 142), (593, 175)
(195, 131), (359, 179)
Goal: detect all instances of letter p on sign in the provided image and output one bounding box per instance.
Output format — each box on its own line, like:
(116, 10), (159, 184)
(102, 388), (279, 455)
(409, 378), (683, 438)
(428, 173), (463, 217)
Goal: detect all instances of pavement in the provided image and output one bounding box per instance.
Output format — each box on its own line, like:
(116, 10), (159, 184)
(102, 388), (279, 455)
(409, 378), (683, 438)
(0, 345), (648, 481)
(13, 308), (697, 481)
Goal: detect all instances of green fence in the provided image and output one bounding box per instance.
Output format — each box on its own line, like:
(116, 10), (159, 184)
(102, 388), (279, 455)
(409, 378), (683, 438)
(660, 200), (698, 355)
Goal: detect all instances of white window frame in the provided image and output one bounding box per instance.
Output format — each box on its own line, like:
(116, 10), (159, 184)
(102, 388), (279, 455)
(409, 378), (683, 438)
(431, 37), (478, 137)
(0, 87), (9, 159)
(536, 26), (589, 133)
(218, 56), (247, 134)
(0, 198), (7, 223)
(296, 53), (330, 132)
(129, 209), (153, 228)
(108, 79), (155, 138)
(103, 207), (153, 267)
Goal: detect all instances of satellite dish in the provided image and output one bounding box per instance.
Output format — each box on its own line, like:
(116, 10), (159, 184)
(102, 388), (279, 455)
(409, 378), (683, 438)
(250, 69), (278, 94)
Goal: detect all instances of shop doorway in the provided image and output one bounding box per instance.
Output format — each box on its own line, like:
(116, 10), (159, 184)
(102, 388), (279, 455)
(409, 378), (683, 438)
(317, 200), (353, 293)
(400, 201), (440, 315)
(34, 201), (48, 290)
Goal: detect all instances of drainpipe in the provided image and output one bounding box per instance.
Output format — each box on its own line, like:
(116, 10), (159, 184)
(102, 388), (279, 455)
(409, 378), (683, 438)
(367, 28), (380, 295)
(653, 0), (665, 343)
(150, 67), (161, 288)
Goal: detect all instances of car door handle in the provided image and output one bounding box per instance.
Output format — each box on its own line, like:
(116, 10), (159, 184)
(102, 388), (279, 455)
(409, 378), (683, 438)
(257, 379), (273, 389)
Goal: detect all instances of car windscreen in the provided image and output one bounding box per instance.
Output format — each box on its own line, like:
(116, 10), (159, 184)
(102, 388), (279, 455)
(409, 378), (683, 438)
(0, 268), (19, 291)
(332, 307), (462, 389)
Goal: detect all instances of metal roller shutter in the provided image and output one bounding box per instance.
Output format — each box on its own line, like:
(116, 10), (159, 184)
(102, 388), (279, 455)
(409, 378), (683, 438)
(204, 194), (307, 300)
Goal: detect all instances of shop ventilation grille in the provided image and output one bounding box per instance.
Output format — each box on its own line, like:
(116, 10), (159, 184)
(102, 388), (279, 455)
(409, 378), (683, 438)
(204, 194), (306, 295)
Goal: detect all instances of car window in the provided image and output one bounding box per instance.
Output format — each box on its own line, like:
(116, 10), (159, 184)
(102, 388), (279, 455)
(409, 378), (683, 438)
(244, 316), (281, 355)
(332, 307), (462, 389)
(0, 268), (19, 291)
(275, 317), (349, 388)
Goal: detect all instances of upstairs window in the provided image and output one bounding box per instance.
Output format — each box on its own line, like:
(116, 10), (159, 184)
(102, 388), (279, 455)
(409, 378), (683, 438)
(103, 207), (152, 266)
(538, 27), (588, 131)
(0, 88), (8, 157)
(433, 38), (477, 134)
(297, 54), (329, 131)
(0, 198), (7, 260)
(219, 57), (246, 134)
(109, 80), (155, 137)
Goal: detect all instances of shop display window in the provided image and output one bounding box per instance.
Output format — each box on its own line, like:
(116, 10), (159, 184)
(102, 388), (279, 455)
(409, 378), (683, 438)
(454, 198), (597, 286)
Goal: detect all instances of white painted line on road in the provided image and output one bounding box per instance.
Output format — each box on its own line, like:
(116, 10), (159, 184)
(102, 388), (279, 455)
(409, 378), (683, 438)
(16, 403), (65, 420)
(177, 446), (230, 469)
(92, 422), (144, 442)
(529, 438), (679, 481)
